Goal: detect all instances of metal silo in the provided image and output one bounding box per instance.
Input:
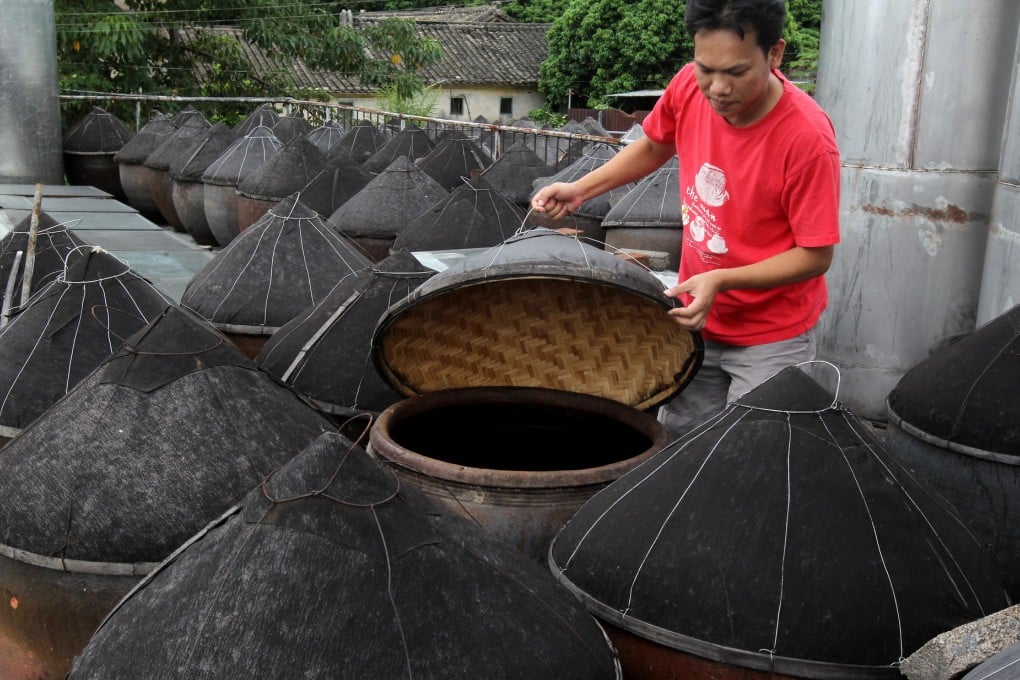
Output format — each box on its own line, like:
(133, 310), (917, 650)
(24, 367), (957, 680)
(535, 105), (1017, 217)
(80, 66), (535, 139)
(815, 1), (1020, 419)
(0, 0), (64, 184)
(977, 37), (1020, 324)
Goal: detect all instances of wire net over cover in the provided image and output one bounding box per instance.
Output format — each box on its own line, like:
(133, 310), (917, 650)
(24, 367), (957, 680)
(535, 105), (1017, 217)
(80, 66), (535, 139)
(112, 114), (174, 166)
(233, 103), (280, 136)
(479, 141), (556, 206)
(257, 249), (435, 416)
(270, 114), (313, 144)
(327, 156), (448, 240)
(361, 127), (435, 174)
(373, 228), (702, 410)
(68, 432), (622, 679)
(331, 119), (388, 164)
(236, 136), (327, 203)
(548, 365), (1009, 677)
(306, 119), (346, 154)
(602, 157), (682, 228)
(200, 125), (282, 187)
(142, 111), (210, 172)
(182, 194), (371, 333)
(0, 246), (172, 437)
(887, 304), (1020, 458)
(416, 136), (494, 190)
(62, 106), (134, 154)
(0, 305), (334, 566)
(168, 123), (237, 183)
(532, 143), (638, 218)
(1, 211), (89, 311)
(294, 155), (374, 219)
(392, 175), (526, 252)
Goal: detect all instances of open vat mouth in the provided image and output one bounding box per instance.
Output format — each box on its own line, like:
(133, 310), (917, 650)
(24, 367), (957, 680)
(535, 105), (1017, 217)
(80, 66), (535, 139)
(390, 401), (653, 471)
(372, 387), (667, 481)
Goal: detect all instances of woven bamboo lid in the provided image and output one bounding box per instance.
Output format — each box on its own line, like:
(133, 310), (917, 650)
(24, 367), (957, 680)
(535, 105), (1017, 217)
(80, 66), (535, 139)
(373, 229), (702, 410)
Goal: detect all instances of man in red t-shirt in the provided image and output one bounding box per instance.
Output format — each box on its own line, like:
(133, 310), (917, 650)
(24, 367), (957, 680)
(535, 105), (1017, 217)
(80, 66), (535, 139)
(532, 0), (841, 434)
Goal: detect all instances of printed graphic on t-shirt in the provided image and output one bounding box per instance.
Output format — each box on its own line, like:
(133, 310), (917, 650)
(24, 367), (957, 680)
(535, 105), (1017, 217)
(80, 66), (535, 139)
(682, 162), (730, 265)
(694, 163), (729, 207)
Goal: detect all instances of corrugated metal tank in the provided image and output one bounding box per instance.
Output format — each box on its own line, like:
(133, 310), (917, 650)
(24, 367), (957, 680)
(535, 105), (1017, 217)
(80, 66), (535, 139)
(815, 1), (1020, 419)
(977, 36), (1020, 324)
(0, 0), (64, 184)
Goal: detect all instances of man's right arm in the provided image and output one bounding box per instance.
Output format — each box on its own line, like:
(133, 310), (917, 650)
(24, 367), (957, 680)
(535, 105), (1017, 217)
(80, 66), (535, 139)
(530, 136), (676, 219)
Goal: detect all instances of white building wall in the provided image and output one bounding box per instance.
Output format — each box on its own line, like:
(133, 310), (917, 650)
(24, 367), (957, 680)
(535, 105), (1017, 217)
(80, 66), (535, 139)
(434, 85), (546, 123)
(327, 86), (545, 124)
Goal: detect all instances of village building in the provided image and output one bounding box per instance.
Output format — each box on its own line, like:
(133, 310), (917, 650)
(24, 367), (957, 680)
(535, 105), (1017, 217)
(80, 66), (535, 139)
(207, 5), (550, 124)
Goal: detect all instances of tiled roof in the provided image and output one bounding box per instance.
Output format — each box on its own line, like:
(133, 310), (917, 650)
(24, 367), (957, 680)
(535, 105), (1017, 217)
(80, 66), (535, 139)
(354, 4), (514, 23)
(192, 21), (549, 95)
(413, 22), (550, 87)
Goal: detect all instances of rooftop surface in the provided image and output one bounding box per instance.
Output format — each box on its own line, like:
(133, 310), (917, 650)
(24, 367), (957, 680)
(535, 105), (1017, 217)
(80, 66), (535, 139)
(0, 184), (215, 302)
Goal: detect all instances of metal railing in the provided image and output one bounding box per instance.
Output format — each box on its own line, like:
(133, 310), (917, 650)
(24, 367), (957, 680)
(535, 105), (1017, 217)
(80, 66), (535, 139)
(60, 93), (623, 172)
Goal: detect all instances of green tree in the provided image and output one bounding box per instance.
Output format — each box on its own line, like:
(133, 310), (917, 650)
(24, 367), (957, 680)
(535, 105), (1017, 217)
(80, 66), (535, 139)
(539, 0), (822, 110)
(502, 0), (570, 23)
(57, 0), (442, 126)
(539, 0), (692, 110)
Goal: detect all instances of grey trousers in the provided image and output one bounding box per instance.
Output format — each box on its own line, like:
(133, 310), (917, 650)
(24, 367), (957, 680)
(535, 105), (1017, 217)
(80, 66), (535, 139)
(657, 327), (818, 436)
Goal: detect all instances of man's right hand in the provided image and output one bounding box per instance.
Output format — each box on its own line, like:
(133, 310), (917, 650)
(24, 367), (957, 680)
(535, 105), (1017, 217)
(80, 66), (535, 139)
(531, 182), (585, 219)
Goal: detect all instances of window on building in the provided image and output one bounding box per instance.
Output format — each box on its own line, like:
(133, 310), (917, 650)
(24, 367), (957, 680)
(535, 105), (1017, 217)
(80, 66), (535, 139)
(499, 97), (513, 116)
(450, 97), (466, 115)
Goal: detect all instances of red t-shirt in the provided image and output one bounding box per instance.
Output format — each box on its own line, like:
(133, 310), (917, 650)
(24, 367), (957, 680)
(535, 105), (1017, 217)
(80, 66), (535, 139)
(643, 64), (841, 346)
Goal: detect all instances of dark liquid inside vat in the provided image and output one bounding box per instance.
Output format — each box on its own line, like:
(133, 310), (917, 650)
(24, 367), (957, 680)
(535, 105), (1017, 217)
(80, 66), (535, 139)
(389, 401), (653, 471)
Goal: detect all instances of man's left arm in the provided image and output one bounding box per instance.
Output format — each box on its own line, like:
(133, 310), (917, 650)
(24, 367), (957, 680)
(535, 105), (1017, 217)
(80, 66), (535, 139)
(665, 245), (833, 331)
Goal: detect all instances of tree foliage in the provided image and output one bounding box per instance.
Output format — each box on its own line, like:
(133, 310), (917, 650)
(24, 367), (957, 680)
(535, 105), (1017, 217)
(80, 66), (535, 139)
(539, 0), (692, 110)
(501, 0), (570, 23)
(56, 0), (442, 127)
(539, 0), (823, 110)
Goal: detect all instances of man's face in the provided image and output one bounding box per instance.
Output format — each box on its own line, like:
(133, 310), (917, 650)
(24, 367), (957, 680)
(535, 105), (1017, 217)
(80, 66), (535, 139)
(692, 28), (786, 127)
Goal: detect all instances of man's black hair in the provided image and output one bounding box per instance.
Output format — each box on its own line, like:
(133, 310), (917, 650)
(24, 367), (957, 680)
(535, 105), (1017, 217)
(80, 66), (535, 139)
(684, 0), (786, 54)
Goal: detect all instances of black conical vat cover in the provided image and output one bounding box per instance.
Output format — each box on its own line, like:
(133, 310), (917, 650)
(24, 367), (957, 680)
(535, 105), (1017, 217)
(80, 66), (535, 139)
(143, 111), (210, 171)
(257, 249), (435, 415)
(887, 305), (1020, 458)
(271, 114), (313, 144)
(233, 103), (280, 136)
(417, 136), (494, 190)
(603, 156), (682, 227)
(168, 123), (238, 182)
(549, 365), (1009, 677)
(393, 175), (525, 252)
(332, 120), (386, 163)
(328, 156), (448, 240)
(479, 141), (556, 205)
(580, 116), (612, 138)
(533, 143), (635, 218)
(236, 136), (327, 202)
(555, 120), (591, 166)
(392, 198), (490, 253)
(0, 247), (171, 436)
(361, 127), (435, 174)
(1, 211), (89, 310)
(0, 305), (333, 566)
(295, 155), (373, 219)
(201, 126), (282, 187)
(68, 432), (622, 679)
(63, 106), (134, 153)
(182, 194), (370, 332)
(306, 119), (346, 154)
(113, 114), (174, 165)
(620, 124), (645, 144)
